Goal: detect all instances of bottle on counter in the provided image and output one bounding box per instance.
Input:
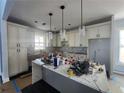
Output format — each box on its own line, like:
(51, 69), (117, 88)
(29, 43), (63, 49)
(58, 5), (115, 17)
(54, 57), (58, 68)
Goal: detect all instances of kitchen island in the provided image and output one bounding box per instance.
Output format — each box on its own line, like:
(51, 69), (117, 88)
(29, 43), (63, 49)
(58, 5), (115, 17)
(32, 59), (111, 93)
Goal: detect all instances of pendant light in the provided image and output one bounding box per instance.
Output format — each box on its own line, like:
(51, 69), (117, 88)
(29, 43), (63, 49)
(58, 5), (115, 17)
(49, 13), (53, 40)
(79, 0), (86, 45)
(60, 5), (66, 41)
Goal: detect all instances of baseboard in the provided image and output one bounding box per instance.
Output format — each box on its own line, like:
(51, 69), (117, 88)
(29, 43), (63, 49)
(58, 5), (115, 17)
(10, 70), (31, 80)
(113, 71), (124, 75)
(2, 77), (9, 83)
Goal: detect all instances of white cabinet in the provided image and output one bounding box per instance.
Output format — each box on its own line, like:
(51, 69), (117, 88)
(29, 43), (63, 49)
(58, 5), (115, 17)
(87, 27), (98, 39)
(18, 48), (28, 73)
(7, 22), (29, 77)
(8, 48), (19, 76)
(68, 31), (75, 47)
(56, 34), (61, 47)
(7, 24), (18, 48)
(18, 27), (28, 48)
(98, 24), (111, 38)
(86, 22), (111, 39)
(52, 33), (57, 47)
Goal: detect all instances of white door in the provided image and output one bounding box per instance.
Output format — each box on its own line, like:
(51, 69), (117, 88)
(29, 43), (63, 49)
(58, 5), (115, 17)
(18, 48), (28, 73)
(8, 48), (19, 77)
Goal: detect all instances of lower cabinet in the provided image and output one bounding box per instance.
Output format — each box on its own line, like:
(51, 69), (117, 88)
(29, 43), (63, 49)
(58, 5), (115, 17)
(8, 48), (28, 77)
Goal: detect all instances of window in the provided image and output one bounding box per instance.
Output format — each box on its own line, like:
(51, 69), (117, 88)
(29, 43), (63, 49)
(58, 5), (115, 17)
(119, 30), (124, 64)
(35, 36), (45, 50)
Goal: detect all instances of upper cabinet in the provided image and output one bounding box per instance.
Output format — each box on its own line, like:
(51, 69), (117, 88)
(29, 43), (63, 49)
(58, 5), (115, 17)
(86, 22), (111, 39)
(7, 22), (35, 48)
(7, 24), (19, 48)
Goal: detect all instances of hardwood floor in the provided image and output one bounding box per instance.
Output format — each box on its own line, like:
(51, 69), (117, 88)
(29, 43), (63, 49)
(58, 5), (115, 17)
(0, 75), (32, 93)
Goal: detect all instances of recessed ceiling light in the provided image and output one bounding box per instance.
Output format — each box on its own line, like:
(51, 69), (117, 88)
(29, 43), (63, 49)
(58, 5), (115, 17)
(42, 23), (46, 26)
(34, 21), (38, 23)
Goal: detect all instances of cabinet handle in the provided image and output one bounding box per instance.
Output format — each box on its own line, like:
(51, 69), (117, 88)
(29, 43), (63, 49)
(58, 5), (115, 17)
(17, 49), (18, 52)
(19, 43), (20, 47)
(19, 49), (20, 52)
(17, 43), (18, 47)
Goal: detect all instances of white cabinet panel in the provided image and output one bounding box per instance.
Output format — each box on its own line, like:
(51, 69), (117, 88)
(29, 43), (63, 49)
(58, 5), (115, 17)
(57, 34), (61, 47)
(7, 24), (18, 48)
(8, 48), (19, 77)
(69, 31), (75, 47)
(86, 22), (111, 39)
(18, 48), (28, 73)
(52, 34), (57, 47)
(18, 27), (27, 48)
(98, 24), (110, 38)
(8, 22), (29, 77)
(74, 31), (79, 47)
(87, 27), (98, 39)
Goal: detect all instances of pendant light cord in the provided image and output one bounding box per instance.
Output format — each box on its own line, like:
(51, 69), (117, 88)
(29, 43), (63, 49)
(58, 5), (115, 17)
(50, 15), (51, 31)
(49, 13), (53, 32)
(81, 0), (83, 29)
(60, 5), (65, 33)
(62, 9), (64, 32)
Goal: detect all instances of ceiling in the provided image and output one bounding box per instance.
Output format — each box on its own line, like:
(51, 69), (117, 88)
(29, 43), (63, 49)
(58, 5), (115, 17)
(8, 0), (124, 31)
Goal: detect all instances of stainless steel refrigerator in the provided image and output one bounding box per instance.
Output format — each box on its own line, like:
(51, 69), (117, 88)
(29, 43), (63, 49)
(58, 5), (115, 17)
(89, 38), (110, 77)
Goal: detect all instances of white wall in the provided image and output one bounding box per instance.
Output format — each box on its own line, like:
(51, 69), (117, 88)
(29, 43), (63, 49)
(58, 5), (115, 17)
(0, 0), (14, 83)
(0, 0), (2, 77)
(0, 0), (9, 83)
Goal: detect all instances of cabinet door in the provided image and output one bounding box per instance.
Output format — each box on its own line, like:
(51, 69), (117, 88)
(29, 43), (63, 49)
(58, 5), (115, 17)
(7, 24), (18, 48)
(87, 27), (98, 39)
(52, 34), (57, 47)
(18, 27), (27, 48)
(69, 31), (75, 47)
(98, 24), (110, 38)
(18, 48), (28, 73)
(8, 48), (19, 77)
(57, 34), (61, 47)
(74, 31), (79, 47)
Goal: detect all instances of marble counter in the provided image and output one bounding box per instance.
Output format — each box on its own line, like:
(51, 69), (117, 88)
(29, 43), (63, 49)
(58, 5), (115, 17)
(32, 59), (124, 93)
(43, 64), (110, 93)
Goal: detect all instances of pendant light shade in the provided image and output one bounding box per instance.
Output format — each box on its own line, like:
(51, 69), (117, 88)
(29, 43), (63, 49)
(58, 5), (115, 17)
(48, 13), (53, 40)
(60, 5), (67, 41)
(79, 0), (86, 46)
(79, 26), (86, 37)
